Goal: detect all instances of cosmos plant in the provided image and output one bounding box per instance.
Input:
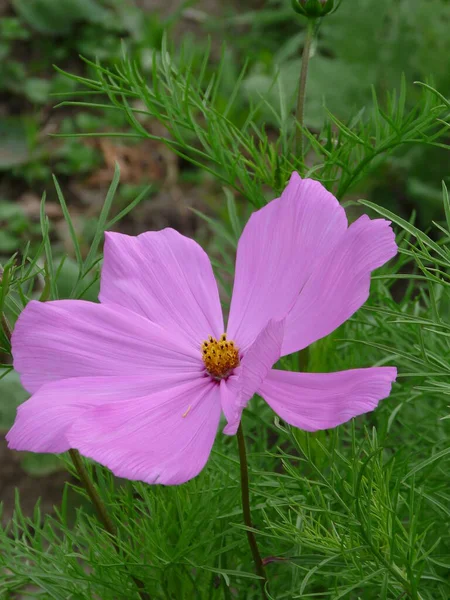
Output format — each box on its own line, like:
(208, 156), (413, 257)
(7, 172), (397, 596)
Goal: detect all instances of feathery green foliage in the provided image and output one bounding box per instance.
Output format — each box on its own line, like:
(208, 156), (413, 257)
(1, 2), (450, 598)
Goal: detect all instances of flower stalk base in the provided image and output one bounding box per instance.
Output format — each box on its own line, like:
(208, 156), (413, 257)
(236, 423), (268, 599)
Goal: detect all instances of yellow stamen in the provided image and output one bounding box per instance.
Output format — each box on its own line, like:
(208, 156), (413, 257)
(182, 405), (192, 418)
(201, 333), (240, 379)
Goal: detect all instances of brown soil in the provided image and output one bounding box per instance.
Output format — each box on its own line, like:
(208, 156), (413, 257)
(0, 438), (68, 526)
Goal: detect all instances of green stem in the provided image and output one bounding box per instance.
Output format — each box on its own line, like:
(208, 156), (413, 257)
(1, 312), (12, 341)
(69, 449), (151, 600)
(236, 423), (268, 599)
(295, 19), (316, 160)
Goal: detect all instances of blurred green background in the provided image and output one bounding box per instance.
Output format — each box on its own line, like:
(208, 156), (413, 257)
(0, 0), (449, 517)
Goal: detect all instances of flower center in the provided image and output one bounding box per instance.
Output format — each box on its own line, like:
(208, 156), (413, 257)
(201, 334), (240, 380)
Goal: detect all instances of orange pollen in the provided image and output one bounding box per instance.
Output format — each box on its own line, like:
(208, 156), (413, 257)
(201, 333), (240, 380)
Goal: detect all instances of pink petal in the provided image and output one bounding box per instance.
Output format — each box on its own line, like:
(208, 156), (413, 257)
(282, 215), (397, 355)
(259, 367), (397, 431)
(227, 173), (347, 350)
(219, 374), (241, 435)
(13, 300), (202, 393)
(100, 229), (224, 347)
(221, 319), (284, 435)
(6, 374), (193, 454)
(68, 376), (221, 485)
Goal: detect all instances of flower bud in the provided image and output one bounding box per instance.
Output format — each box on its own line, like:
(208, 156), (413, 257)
(291, 0), (340, 18)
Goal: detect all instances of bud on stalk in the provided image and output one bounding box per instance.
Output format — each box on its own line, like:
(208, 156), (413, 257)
(291, 0), (340, 18)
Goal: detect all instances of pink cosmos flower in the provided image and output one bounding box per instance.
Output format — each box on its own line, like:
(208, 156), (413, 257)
(7, 173), (397, 485)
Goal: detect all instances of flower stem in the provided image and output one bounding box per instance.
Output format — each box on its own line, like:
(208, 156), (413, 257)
(69, 449), (151, 600)
(236, 423), (268, 599)
(295, 18), (316, 159)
